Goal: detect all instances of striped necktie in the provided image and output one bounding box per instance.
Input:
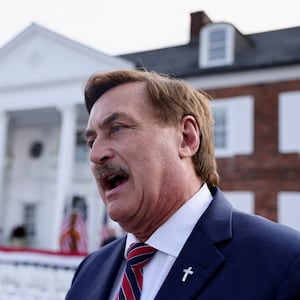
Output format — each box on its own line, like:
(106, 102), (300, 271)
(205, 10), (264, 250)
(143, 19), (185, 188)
(116, 242), (157, 300)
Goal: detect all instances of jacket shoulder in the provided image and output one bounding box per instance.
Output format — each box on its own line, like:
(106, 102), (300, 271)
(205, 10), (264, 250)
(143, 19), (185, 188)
(74, 236), (125, 279)
(66, 237), (125, 299)
(232, 209), (300, 248)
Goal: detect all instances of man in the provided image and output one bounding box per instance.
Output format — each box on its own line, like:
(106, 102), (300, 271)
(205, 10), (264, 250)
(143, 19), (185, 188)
(66, 70), (300, 299)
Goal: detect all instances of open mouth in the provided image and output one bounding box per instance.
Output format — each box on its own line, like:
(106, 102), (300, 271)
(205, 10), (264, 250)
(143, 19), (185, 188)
(103, 174), (128, 191)
(96, 164), (130, 192)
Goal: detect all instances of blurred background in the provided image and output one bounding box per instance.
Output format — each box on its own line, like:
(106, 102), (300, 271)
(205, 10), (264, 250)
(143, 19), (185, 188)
(0, 0), (299, 298)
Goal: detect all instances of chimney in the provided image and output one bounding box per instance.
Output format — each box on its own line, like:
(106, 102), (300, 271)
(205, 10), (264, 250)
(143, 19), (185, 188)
(190, 11), (212, 42)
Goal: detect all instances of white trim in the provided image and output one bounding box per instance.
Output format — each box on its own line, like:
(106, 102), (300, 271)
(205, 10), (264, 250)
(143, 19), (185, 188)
(0, 111), (9, 242)
(0, 79), (85, 111)
(224, 191), (254, 214)
(52, 104), (77, 250)
(187, 64), (300, 90)
(0, 23), (133, 69)
(199, 23), (234, 68)
(278, 192), (300, 232)
(278, 91), (300, 153)
(211, 96), (254, 157)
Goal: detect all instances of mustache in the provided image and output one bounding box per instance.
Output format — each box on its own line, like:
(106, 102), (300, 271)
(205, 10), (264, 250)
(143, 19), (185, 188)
(95, 163), (130, 180)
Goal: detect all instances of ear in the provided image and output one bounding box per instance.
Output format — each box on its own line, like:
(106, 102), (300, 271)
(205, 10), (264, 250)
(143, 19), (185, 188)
(178, 115), (200, 158)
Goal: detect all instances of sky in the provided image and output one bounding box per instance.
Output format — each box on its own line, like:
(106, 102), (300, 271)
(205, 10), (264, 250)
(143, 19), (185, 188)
(0, 0), (299, 55)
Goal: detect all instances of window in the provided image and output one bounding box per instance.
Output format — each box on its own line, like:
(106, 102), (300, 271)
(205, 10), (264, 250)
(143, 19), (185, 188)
(208, 29), (226, 61)
(279, 91), (300, 153)
(224, 191), (254, 214)
(211, 95), (254, 157)
(29, 141), (43, 159)
(278, 192), (300, 232)
(213, 107), (227, 149)
(199, 23), (234, 68)
(23, 204), (36, 244)
(75, 131), (88, 162)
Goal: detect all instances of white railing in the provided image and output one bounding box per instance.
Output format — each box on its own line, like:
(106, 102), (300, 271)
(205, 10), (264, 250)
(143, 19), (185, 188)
(0, 247), (85, 300)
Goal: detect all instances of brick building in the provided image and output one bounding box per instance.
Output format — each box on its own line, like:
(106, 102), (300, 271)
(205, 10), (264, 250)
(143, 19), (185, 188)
(121, 11), (300, 228)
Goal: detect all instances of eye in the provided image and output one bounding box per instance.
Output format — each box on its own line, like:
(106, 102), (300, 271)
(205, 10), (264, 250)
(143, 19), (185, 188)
(110, 124), (124, 134)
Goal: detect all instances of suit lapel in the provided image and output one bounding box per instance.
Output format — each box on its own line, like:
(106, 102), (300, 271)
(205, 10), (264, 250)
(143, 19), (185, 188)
(155, 230), (226, 299)
(155, 187), (233, 299)
(91, 238), (126, 299)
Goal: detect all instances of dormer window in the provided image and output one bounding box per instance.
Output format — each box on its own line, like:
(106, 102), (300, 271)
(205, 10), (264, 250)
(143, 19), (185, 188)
(209, 29), (226, 61)
(199, 23), (234, 68)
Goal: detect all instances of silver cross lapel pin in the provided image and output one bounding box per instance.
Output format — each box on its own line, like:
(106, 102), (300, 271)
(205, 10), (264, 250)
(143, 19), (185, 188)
(182, 266), (194, 282)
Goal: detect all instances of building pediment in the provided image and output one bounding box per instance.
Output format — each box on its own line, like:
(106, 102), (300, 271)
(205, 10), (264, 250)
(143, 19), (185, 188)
(0, 23), (133, 88)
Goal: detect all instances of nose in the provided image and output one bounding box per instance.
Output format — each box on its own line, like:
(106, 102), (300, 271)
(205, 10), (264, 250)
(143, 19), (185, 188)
(89, 139), (114, 164)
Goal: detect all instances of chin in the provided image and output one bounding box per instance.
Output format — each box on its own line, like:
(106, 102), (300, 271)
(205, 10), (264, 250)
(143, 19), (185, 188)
(107, 206), (126, 222)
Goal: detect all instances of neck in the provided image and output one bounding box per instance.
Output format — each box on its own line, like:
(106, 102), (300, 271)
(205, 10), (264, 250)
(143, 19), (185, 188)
(127, 178), (204, 242)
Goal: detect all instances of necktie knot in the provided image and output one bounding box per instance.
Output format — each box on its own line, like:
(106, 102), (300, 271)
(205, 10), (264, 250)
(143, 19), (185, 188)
(116, 242), (156, 300)
(126, 242), (157, 269)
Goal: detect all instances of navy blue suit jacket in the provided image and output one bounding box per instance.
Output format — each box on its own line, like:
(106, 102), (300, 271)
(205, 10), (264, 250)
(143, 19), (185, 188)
(66, 187), (300, 299)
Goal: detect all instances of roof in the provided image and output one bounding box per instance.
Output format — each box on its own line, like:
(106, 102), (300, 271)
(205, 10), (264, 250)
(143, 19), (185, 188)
(0, 23), (134, 89)
(119, 26), (300, 77)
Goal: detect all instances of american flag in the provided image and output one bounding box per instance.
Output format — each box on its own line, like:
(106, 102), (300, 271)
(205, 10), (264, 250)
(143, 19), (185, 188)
(59, 208), (88, 254)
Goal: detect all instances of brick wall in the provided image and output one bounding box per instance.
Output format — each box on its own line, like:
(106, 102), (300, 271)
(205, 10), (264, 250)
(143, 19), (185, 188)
(206, 79), (300, 221)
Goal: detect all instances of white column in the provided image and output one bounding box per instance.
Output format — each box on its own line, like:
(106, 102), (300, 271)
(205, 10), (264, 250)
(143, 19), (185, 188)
(51, 104), (77, 250)
(0, 111), (9, 243)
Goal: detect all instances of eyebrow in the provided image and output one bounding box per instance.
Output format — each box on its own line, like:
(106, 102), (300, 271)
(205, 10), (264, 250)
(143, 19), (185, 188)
(83, 112), (134, 140)
(102, 112), (124, 126)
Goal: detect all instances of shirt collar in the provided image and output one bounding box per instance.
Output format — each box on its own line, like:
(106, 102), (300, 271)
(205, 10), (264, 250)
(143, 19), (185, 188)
(126, 183), (213, 258)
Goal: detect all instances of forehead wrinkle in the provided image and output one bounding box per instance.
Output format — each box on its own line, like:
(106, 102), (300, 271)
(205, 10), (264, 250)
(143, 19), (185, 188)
(84, 111), (137, 137)
(101, 111), (136, 127)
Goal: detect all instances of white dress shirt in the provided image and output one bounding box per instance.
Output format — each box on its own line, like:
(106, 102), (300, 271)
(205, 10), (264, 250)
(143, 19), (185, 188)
(109, 183), (213, 300)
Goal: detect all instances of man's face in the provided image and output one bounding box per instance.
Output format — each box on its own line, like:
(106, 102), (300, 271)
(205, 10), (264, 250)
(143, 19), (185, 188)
(85, 82), (184, 237)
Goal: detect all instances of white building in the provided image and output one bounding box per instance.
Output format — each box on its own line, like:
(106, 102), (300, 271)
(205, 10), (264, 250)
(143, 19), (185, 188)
(1, 12), (300, 254)
(0, 23), (133, 251)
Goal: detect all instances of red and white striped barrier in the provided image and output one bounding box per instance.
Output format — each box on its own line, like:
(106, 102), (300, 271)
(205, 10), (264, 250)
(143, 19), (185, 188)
(0, 247), (86, 300)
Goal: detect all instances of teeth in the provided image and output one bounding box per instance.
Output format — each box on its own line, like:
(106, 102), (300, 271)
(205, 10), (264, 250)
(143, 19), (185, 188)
(107, 174), (117, 181)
